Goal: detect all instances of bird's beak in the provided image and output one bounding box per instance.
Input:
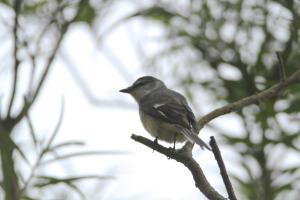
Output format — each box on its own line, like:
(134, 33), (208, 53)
(119, 86), (133, 93)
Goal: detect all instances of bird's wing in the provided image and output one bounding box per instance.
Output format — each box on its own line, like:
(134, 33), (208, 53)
(140, 90), (195, 130)
(175, 91), (198, 132)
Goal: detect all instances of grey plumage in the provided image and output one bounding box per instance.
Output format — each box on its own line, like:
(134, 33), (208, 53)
(120, 76), (210, 150)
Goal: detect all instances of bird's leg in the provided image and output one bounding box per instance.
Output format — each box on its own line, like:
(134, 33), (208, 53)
(173, 133), (177, 152)
(152, 137), (158, 153)
(167, 134), (177, 159)
(154, 137), (158, 144)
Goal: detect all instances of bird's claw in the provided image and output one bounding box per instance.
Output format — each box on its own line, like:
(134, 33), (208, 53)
(152, 137), (158, 153)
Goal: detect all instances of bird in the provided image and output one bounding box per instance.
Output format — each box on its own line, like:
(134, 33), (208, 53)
(120, 76), (210, 150)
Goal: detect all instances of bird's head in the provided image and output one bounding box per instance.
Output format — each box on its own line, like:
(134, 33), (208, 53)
(120, 76), (165, 102)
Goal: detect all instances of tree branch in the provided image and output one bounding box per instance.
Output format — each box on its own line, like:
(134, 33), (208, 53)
(197, 68), (300, 130)
(13, 28), (65, 125)
(13, 0), (85, 125)
(7, 0), (22, 117)
(131, 134), (227, 200)
(210, 136), (237, 200)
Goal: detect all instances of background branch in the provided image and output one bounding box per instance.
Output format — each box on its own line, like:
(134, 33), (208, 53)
(13, 30), (65, 125)
(13, 0), (88, 126)
(197, 68), (300, 130)
(7, 0), (22, 117)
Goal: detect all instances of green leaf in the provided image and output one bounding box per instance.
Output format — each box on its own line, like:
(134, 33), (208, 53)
(279, 133), (300, 151)
(273, 184), (293, 197)
(99, 6), (185, 40)
(223, 79), (248, 101)
(47, 141), (85, 153)
(286, 50), (300, 72)
(40, 150), (128, 165)
(132, 6), (180, 24)
(231, 174), (258, 200)
(44, 97), (65, 152)
(0, 0), (12, 7)
(34, 175), (114, 200)
(280, 166), (300, 175)
(35, 175), (114, 186)
(22, 0), (47, 14)
(221, 134), (253, 151)
(34, 175), (86, 199)
(74, 1), (96, 25)
(21, 195), (40, 200)
(284, 98), (300, 113)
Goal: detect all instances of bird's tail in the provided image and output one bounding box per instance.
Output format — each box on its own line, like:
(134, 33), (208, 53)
(179, 127), (211, 151)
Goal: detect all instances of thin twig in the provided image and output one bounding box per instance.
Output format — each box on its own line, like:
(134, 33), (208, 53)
(14, 24), (73, 126)
(14, 0), (86, 125)
(276, 52), (287, 81)
(210, 136), (237, 200)
(131, 134), (226, 200)
(20, 98), (65, 194)
(197, 68), (300, 130)
(25, 112), (38, 149)
(13, 29), (65, 124)
(7, 0), (22, 117)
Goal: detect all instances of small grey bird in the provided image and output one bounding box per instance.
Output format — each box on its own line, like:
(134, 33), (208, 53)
(120, 76), (210, 150)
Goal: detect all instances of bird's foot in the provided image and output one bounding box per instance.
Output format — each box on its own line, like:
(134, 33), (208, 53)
(167, 146), (176, 159)
(152, 137), (158, 153)
(167, 133), (176, 159)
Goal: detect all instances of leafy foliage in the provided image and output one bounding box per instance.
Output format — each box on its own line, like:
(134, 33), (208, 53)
(0, 0), (116, 199)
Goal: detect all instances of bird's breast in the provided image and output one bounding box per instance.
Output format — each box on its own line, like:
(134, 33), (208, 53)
(139, 108), (186, 143)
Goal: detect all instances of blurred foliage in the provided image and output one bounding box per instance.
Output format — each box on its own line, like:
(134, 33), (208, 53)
(130, 0), (300, 199)
(20, 100), (114, 200)
(0, 0), (116, 199)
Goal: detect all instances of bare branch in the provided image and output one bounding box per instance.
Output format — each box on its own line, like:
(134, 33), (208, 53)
(197, 68), (300, 130)
(14, 0), (86, 125)
(13, 28), (65, 124)
(210, 136), (237, 200)
(131, 134), (227, 200)
(7, 0), (22, 117)
(25, 111), (38, 149)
